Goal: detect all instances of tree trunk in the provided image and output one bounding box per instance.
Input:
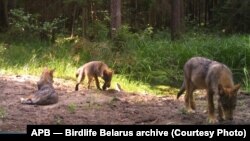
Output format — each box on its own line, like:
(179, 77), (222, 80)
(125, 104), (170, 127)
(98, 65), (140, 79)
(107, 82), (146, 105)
(194, 0), (197, 21)
(71, 4), (77, 37)
(208, 0), (214, 23)
(0, 0), (9, 30)
(134, 0), (138, 29)
(110, 0), (121, 39)
(82, 6), (87, 37)
(180, 0), (185, 31)
(3, 0), (8, 26)
(189, 0), (194, 20)
(171, 0), (181, 40)
(149, 2), (157, 27)
(205, 0), (209, 25)
(198, 0), (201, 25)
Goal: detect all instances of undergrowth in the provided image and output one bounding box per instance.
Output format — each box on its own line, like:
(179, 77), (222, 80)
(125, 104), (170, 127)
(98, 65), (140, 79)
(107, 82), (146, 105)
(0, 28), (250, 95)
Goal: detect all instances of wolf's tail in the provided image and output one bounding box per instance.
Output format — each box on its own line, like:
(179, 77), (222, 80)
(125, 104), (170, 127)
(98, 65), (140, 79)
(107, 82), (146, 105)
(177, 82), (185, 99)
(76, 69), (79, 78)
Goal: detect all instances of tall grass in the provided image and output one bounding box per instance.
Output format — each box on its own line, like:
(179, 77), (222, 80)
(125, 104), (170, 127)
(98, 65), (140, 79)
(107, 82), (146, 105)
(243, 67), (250, 92)
(0, 29), (250, 94)
(112, 29), (250, 88)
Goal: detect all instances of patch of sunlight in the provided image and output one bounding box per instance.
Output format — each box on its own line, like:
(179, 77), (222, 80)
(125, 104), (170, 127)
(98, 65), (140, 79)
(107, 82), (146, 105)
(111, 75), (177, 96)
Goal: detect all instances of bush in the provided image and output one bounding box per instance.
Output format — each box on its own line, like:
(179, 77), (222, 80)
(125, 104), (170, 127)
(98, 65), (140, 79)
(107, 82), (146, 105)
(9, 8), (66, 42)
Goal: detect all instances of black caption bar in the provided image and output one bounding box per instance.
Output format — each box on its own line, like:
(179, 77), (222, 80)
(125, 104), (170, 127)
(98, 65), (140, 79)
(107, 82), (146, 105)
(24, 125), (250, 139)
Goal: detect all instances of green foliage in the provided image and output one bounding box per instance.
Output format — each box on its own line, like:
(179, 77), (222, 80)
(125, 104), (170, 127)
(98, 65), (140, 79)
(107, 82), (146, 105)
(112, 25), (138, 52)
(111, 29), (250, 88)
(9, 8), (66, 42)
(67, 103), (77, 114)
(9, 8), (39, 37)
(2, 0), (250, 36)
(216, 0), (250, 33)
(54, 115), (64, 125)
(243, 67), (250, 92)
(40, 17), (67, 39)
(86, 21), (109, 41)
(0, 29), (250, 94)
(0, 107), (6, 120)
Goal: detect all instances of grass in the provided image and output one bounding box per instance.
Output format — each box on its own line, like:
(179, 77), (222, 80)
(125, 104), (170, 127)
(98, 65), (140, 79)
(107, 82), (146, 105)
(0, 107), (6, 120)
(67, 103), (77, 114)
(243, 67), (250, 92)
(54, 115), (64, 125)
(0, 30), (250, 94)
(112, 75), (179, 95)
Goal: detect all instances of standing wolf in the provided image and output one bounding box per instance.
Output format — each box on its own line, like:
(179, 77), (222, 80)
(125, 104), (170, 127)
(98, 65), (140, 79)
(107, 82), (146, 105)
(177, 57), (240, 123)
(75, 61), (113, 91)
(20, 68), (58, 105)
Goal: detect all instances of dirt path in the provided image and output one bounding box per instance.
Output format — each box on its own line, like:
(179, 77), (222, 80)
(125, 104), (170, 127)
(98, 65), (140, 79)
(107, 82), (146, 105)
(0, 74), (250, 132)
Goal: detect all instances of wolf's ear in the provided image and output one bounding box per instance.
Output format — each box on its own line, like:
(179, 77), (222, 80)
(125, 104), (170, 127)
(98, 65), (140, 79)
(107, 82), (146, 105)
(41, 67), (49, 74)
(105, 69), (113, 75)
(51, 68), (55, 73)
(47, 68), (55, 77)
(109, 69), (113, 74)
(232, 84), (241, 94)
(48, 68), (55, 74)
(218, 84), (231, 95)
(44, 67), (48, 71)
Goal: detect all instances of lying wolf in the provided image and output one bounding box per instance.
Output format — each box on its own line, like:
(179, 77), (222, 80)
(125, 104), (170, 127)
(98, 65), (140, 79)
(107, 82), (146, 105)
(20, 68), (58, 105)
(75, 61), (113, 91)
(177, 57), (240, 123)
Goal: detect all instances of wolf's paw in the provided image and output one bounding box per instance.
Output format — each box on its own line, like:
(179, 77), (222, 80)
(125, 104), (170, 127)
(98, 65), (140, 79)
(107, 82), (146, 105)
(218, 116), (224, 122)
(20, 98), (32, 104)
(187, 108), (196, 113)
(207, 118), (218, 124)
(203, 110), (207, 113)
(20, 98), (25, 103)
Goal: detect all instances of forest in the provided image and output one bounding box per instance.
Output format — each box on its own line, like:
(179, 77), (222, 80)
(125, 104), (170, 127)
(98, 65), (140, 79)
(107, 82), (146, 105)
(0, 0), (250, 131)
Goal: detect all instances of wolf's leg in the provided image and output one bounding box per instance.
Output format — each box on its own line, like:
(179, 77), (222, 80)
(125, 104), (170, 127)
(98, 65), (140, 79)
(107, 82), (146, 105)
(20, 97), (33, 104)
(20, 94), (34, 104)
(30, 93), (43, 104)
(94, 76), (102, 90)
(187, 88), (195, 113)
(185, 80), (195, 113)
(87, 76), (93, 89)
(207, 90), (218, 124)
(218, 100), (224, 121)
(190, 87), (196, 110)
(75, 73), (85, 91)
(34, 92), (56, 105)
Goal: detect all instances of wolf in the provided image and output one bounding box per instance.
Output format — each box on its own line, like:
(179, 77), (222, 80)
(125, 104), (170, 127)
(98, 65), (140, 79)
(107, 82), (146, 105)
(20, 68), (58, 105)
(177, 57), (240, 123)
(75, 61), (113, 91)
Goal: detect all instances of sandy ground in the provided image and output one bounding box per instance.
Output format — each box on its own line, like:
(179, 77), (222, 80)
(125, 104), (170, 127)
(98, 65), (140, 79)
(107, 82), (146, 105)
(0, 74), (250, 132)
